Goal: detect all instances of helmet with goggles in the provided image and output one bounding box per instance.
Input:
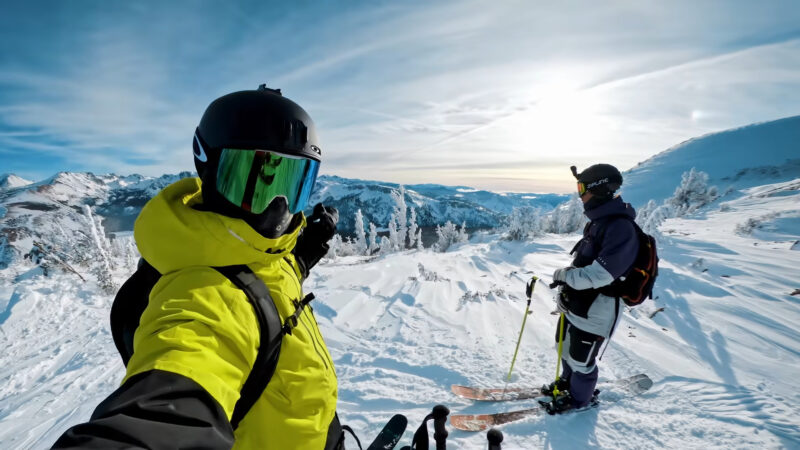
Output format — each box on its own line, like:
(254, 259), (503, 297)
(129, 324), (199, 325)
(571, 164), (622, 198)
(194, 85), (321, 217)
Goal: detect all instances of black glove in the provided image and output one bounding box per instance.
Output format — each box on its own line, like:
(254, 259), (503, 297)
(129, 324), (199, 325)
(293, 203), (339, 279)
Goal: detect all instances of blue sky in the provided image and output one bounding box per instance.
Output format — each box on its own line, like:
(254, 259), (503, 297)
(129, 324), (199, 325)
(1, 1), (799, 193)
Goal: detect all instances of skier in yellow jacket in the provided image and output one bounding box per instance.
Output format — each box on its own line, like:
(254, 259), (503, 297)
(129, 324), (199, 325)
(54, 86), (341, 449)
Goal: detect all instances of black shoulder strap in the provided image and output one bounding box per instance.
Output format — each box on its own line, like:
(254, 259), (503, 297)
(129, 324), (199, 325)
(213, 265), (283, 430)
(110, 259), (161, 366)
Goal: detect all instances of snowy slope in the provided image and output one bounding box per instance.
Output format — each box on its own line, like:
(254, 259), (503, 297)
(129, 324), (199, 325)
(306, 177), (800, 449)
(1, 176), (797, 449)
(622, 115), (800, 208)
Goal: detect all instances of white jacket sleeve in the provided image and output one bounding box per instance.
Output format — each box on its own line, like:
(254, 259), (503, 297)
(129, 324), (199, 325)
(564, 260), (615, 290)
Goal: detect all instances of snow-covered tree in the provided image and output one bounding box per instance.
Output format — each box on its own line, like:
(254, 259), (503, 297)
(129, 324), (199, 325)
(505, 206), (542, 240)
(542, 196), (586, 234)
(353, 209), (368, 255)
(407, 208), (419, 249)
(669, 168), (718, 216)
(391, 186), (408, 248)
(636, 200), (674, 236)
(378, 236), (393, 255)
(368, 222), (379, 254)
(434, 221), (468, 252)
(387, 214), (399, 250)
(84, 206), (117, 293)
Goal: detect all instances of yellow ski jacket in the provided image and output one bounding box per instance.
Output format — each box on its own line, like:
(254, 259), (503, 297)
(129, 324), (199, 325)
(54, 178), (338, 450)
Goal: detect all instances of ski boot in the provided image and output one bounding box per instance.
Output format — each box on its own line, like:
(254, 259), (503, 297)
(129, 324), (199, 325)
(540, 390), (574, 415)
(540, 389), (600, 415)
(541, 378), (570, 397)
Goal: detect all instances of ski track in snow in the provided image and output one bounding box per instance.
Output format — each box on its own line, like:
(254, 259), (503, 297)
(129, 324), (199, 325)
(1, 179), (799, 449)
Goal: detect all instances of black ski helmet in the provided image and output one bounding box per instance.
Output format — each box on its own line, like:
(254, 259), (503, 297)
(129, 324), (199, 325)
(193, 85), (322, 217)
(570, 164), (623, 198)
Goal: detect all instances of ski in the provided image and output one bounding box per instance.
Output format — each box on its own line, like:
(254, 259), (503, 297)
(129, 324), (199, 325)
(451, 407), (544, 432)
(451, 385), (542, 402)
(450, 374), (653, 431)
(366, 414), (407, 450)
(451, 373), (652, 402)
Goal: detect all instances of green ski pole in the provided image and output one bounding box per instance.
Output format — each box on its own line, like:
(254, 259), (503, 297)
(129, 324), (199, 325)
(507, 276), (538, 381)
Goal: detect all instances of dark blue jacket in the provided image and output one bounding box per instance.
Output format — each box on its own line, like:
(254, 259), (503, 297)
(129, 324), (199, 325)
(563, 197), (639, 317)
(572, 197), (639, 278)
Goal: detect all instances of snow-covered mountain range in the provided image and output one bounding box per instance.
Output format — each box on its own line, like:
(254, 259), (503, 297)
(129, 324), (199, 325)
(310, 176), (567, 232)
(0, 115), (798, 449)
(0, 171), (565, 268)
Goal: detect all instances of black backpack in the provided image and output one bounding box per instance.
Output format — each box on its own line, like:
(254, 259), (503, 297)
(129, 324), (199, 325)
(598, 217), (659, 306)
(110, 259), (285, 429)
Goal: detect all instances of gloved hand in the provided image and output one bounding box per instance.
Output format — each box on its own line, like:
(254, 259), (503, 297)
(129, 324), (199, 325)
(552, 267), (570, 284)
(293, 203), (339, 279)
(555, 292), (569, 314)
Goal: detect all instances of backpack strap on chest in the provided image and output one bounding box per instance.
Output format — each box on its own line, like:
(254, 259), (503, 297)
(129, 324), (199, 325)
(111, 261), (286, 430)
(213, 265), (284, 429)
(110, 259), (161, 365)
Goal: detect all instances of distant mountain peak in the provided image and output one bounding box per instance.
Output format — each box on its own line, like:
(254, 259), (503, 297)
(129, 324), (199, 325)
(0, 174), (33, 190)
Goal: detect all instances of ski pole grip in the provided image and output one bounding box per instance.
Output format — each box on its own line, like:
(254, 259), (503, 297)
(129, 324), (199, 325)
(487, 428), (503, 450)
(432, 404), (449, 450)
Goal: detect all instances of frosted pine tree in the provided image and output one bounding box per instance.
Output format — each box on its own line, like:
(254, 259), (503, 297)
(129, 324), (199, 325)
(84, 205), (117, 293)
(434, 221), (468, 252)
(407, 208), (419, 249)
(391, 186), (408, 248)
(505, 206), (541, 240)
(669, 168), (718, 215)
(388, 214), (400, 250)
(544, 196), (586, 233)
(368, 222), (379, 254)
(353, 209), (368, 255)
(378, 236), (393, 255)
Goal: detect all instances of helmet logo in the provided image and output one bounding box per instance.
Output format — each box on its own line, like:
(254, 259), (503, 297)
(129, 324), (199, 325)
(311, 145), (321, 155)
(193, 134), (208, 162)
(586, 178), (609, 189)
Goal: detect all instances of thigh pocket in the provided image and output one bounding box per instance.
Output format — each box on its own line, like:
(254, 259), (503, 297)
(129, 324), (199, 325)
(567, 325), (604, 367)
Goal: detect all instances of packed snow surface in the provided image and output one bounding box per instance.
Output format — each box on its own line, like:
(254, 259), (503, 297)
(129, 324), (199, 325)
(1, 177), (798, 449)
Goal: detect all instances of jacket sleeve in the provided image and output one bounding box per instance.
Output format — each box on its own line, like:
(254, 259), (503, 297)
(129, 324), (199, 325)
(565, 218), (638, 290)
(52, 267), (260, 449)
(52, 370), (234, 449)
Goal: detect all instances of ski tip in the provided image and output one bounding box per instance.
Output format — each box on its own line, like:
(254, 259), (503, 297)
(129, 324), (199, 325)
(366, 414), (408, 450)
(451, 384), (478, 398)
(389, 413), (408, 428)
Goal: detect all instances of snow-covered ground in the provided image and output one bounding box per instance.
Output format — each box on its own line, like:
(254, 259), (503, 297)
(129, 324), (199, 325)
(1, 175), (798, 449)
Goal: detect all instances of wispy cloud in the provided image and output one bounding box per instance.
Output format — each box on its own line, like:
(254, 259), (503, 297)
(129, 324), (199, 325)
(1, 1), (799, 192)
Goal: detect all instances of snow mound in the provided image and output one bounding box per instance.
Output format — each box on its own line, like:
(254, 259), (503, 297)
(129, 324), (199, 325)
(622, 115), (800, 208)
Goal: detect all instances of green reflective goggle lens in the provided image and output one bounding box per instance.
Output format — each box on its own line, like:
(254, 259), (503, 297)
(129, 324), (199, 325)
(577, 181), (587, 196)
(216, 149), (319, 215)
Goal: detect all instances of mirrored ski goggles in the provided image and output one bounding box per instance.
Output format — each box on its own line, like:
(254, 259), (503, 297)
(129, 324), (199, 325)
(577, 181), (587, 196)
(215, 148), (320, 215)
